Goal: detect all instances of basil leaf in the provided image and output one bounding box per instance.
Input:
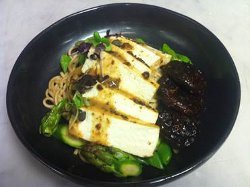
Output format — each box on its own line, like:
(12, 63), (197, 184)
(73, 91), (83, 108)
(94, 31), (102, 42)
(85, 31), (113, 52)
(85, 37), (99, 47)
(78, 54), (87, 64)
(174, 54), (192, 64)
(135, 38), (145, 44)
(162, 43), (176, 57)
(101, 37), (110, 45)
(60, 54), (71, 73)
(162, 43), (192, 64)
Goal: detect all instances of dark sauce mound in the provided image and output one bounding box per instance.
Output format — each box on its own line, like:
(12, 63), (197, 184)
(157, 108), (200, 148)
(157, 61), (206, 149)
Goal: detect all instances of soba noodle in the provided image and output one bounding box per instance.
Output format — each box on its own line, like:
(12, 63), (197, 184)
(42, 51), (83, 109)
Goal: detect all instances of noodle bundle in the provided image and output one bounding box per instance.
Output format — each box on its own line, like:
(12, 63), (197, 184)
(42, 53), (82, 109)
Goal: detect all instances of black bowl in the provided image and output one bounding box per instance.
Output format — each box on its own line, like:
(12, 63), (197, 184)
(6, 3), (240, 186)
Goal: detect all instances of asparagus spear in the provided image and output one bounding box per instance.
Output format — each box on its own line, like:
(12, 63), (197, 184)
(79, 143), (142, 177)
(53, 124), (85, 148)
(39, 99), (67, 137)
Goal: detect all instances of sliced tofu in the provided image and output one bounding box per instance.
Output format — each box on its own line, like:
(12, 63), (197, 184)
(82, 84), (158, 124)
(108, 44), (163, 84)
(82, 47), (99, 74)
(101, 52), (159, 101)
(75, 39), (164, 157)
(110, 36), (161, 67)
(69, 107), (160, 157)
(81, 51), (159, 102)
(109, 44), (151, 74)
(145, 45), (172, 69)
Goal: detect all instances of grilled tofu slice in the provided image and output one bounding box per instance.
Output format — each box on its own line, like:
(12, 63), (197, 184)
(101, 52), (159, 101)
(82, 84), (158, 124)
(110, 36), (163, 68)
(145, 46), (171, 81)
(109, 44), (151, 74)
(81, 50), (159, 102)
(108, 44), (163, 83)
(69, 107), (160, 157)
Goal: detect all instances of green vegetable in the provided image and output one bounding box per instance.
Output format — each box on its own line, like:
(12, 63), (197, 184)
(100, 37), (110, 45)
(94, 31), (102, 42)
(144, 140), (172, 169)
(53, 124), (85, 148)
(79, 143), (142, 177)
(175, 53), (191, 64)
(145, 152), (164, 169)
(39, 100), (67, 137)
(162, 43), (176, 56)
(86, 31), (112, 52)
(60, 54), (71, 73)
(162, 43), (192, 64)
(115, 160), (142, 177)
(78, 54), (87, 64)
(85, 37), (99, 47)
(135, 38), (145, 44)
(72, 91), (83, 108)
(157, 142), (172, 166)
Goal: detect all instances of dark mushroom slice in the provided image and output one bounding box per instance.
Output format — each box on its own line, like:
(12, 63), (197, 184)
(161, 61), (206, 95)
(157, 76), (203, 116)
(72, 74), (97, 94)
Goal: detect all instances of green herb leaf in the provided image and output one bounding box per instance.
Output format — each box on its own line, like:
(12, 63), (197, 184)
(93, 31), (102, 42)
(162, 43), (176, 57)
(60, 54), (71, 73)
(85, 37), (99, 46)
(78, 54), (87, 64)
(135, 38), (145, 44)
(162, 43), (192, 64)
(73, 91), (83, 108)
(174, 53), (192, 64)
(85, 31), (113, 53)
(101, 37), (110, 45)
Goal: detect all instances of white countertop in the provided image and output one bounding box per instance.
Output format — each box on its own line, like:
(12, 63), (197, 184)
(1, 0), (250, 186)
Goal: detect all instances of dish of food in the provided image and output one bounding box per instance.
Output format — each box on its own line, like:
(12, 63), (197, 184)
(7, 3), (240, 186)
(39, 31), (206, 177)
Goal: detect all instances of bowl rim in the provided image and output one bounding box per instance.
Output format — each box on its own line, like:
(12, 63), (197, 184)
(6, 3), (241, 186)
